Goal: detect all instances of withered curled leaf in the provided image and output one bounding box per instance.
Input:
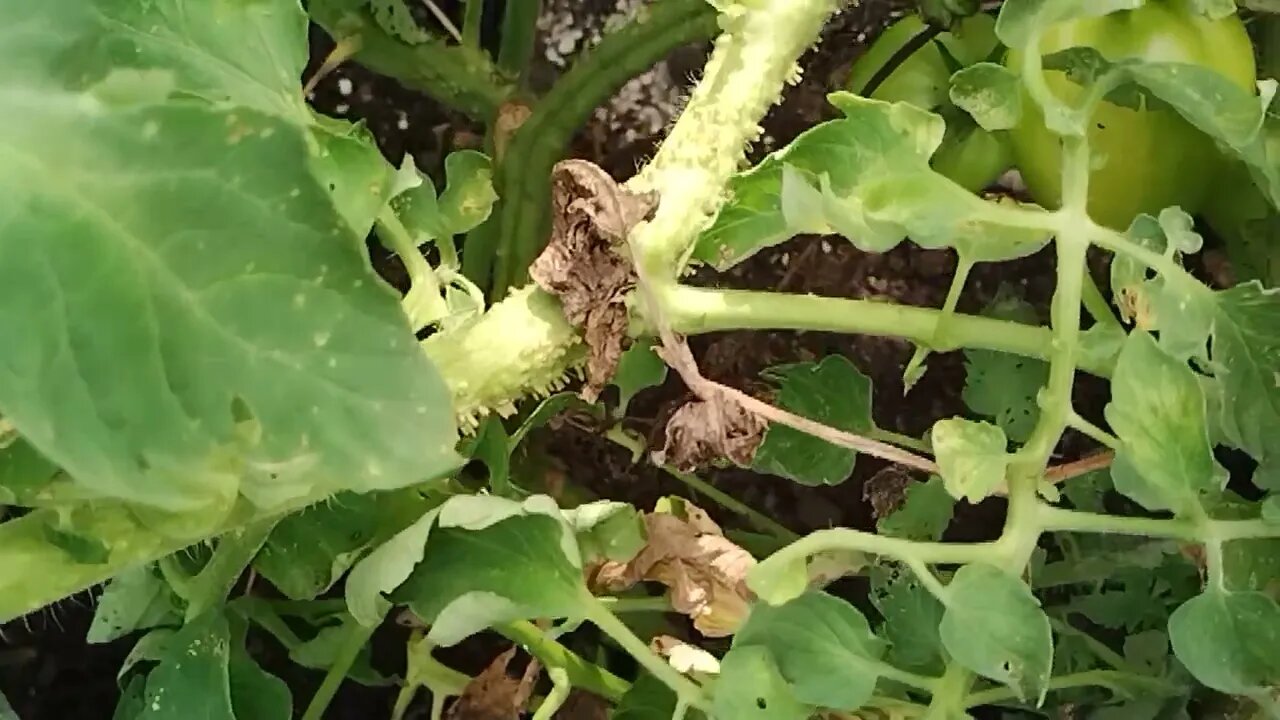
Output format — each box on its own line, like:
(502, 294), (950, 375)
(659, 396), (766, 471)
(590, 502), (755, 637)
(530, 159), (658, 401)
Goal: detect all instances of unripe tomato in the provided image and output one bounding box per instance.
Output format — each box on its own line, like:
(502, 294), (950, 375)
(1005, 1), (1257, 230)
(847, 13), (1013, 193)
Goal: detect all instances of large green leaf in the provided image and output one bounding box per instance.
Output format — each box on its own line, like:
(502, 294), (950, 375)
(254, 492), (388, 601)
(940, 563), (1053, 704)
(395, 495), (587, 645)
(1105, 332), (1223, 513)
(0, 95), (459, 511)
(734, 590), (887, 710)
(870, 565), (946, 675)
(6, 0), (310, 123)
(876, 476), (955, 543)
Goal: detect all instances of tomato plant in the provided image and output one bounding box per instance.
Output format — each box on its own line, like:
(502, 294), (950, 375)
(2, 1), (1280, 720)
(1005, 0), (1258, 229)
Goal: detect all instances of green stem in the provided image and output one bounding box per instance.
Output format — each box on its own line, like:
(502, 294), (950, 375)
(497, 620), (631, 701)
(1066, 411), (1121, 450)
(661, 285), (1112, 378)
(869, 428), (933, 454)
(754, 528), (1001, 580)
(301, 615), (378, 720)
(184, 519), (276, 621)
(604, 426), (800, 542)
(307, 0), (512, 120)
(924, 664), (974, 720)
(581, 594), (710, 711)
(496, 0), (541, 81)
(877, 663), (942, 694)
(462, 0), (484, 49)
(377, 210), (449, 329)
(962, 669), (1177, 708)
(532, 668), (571, 720)
(1081, 270), (1120, 329)
(473, 0), (720, 296)
(904, 257), (975, 386)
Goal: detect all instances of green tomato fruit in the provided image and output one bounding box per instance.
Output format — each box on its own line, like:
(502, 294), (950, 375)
(1005, 1), (1257, 230)
(847, 13), (1011, 193)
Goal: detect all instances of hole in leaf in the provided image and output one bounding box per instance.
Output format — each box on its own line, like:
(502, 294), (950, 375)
(756, 698), (767, 710)
(230, 396), (254, 424)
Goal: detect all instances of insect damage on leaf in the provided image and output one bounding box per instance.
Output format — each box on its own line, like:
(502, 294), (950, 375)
(445, 646), (541, 720)
(658, 395), (767, 471)
(530, 160), (659, 402)
(590, 501), (755, 637)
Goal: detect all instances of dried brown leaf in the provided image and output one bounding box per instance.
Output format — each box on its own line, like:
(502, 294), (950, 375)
(591, 504), (755, 637)
(530, 159), (658, 401)
(658, 396), (766, 471)
(863, 465), (914, 522)
(445, 647), (540, 720)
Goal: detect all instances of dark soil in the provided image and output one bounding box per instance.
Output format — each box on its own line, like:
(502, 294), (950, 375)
(4, 2), (1219, 719)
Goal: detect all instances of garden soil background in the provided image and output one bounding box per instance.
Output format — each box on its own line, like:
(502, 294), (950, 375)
(0, 1), (1246, 718)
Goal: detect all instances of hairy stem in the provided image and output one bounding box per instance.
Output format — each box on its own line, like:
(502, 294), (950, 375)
(307, 0), (512, 120)
(496, 0), (541, 81)
(470, 0), (719, 295)
(582, 594), (710, 711)
(962, 669), (1178, 708)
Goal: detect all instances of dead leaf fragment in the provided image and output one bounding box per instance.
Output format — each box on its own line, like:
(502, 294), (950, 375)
(445, 647), (540, 720)
(591, 503), (755, 637)
(863, 465), (914, 522)
(658, 396), (766, 471)
(651, 635), (721, 675)
(530, 159), (658, 401)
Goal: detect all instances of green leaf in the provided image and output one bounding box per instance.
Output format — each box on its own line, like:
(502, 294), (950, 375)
(1265, 497), (1280, 525)
(1212, 283), (1280, 486)
(390, 151), (497, 246)
(119, 628), (178, 682)
(1111, 212), (1214, 361)
(309, 118), (395, 237)
(950, 63), (1022, 131)
(345, 507), (439, 627)
(562, 500), (645, 564)
(962, 346), (1048, 445)
(1104, 331), (1223, 514)
(0, 95), (462, 511)
(931, 418), (1009, 503)
(747, 555), (811, 608)
(940, 563), (1053, 703)
(0, 439), (60, 505)
(396, 495), (586, 645)
(89, 566), (180, 644)
(1188, 0), (1239, 19)
(752, 355), (872, 487)
(696, 93), (1050, 270)
(612, 343), (668, 416)
(877, 476), (955, 542)
(138, 607), (286, 717)
(870, 565), (946, 675)
(1169, 590), (1280, 695)
(254, 493), (387, 601)
(713, 646), (812, 720)
(12, 0), (311, 123)
(735, 590), (887, 710)
(0, 689), (17, 720)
